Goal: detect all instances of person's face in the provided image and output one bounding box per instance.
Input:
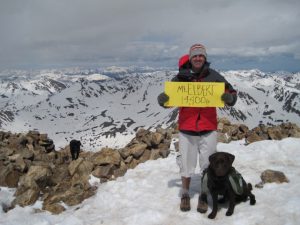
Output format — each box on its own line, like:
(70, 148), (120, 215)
(191, 55), (206, 71)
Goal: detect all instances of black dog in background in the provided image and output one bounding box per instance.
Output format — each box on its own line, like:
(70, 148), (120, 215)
(198, 152), (256, 219)
(69, 139), (82, 160)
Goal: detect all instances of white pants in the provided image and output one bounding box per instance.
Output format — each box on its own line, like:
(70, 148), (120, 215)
(176, 131), (217, 177)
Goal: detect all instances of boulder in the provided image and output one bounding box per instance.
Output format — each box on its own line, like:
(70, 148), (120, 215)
(12, 188), (40, 207)
(151, 132), (164, 146)
(119, 143), (147, 159)
(113, 161), (127, 178)
(150, 149), (161, 160)
(138, 149), (151, 164)
(68, 158), (94, 177)
(0, 164), (21, 188)
(260, 169), (289, 184)
(42, 202), (66, 214)
(93, 148), (121, 166)
(128, 158), (139, 169)
(217, 132), (231, 143)
(245, 130), (266, 144)
(267, 127), (284, 140)
(18, 165), (52, 190)
(92, 165), (114, 179)
(50, 164), (70, 185)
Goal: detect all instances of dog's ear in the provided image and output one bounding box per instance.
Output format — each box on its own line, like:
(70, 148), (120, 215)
(225, 153), (235, 165)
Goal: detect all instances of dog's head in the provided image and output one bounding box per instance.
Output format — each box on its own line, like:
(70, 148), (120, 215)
(70, 139), (82, 148)
(209, 152), (235, 177)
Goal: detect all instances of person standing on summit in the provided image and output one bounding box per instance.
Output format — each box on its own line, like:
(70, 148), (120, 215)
(157, 44), (237, 212)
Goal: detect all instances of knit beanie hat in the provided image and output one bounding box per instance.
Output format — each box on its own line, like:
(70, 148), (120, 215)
(189, 44), (207, 60)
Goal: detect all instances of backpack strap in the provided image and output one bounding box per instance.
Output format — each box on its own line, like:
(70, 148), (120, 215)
(201, 170), (209, 194)
(229, 168), (244, 195)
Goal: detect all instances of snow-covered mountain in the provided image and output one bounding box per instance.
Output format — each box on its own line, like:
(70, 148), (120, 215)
(0, 67), (299, 150)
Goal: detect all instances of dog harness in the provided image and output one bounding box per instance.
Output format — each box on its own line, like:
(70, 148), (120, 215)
(201, 168), (244, 195)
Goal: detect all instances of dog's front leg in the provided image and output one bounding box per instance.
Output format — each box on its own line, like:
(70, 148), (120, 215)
(226, 190), (235, 216)
(208, 192), (218, 219)
(75, 149), (79, 160)
(71, 151), (75, 160)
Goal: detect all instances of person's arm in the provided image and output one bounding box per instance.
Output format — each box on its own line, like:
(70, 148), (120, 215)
(157, 92), (170, 108)
(213, 70), (237, 106)
(158, 69), (195, 108)
(221, 81), (237, 106)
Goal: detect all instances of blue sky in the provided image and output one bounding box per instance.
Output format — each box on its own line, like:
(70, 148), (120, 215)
(1, 0), (300, 72)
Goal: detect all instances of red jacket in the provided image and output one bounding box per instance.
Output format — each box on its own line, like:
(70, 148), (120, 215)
(175, 54), (237, 132)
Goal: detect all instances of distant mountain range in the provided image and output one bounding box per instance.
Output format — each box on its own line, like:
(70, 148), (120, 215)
(1, 67), (299, 150)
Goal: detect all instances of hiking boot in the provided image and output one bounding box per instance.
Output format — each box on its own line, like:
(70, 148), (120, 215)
(180, 193), (191, 212)
(197, 195), (208, 213)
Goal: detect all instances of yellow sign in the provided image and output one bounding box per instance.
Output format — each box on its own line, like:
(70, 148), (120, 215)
(164, 82), (225, 107)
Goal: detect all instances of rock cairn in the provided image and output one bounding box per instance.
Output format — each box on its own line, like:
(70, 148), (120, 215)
(217, 118), (300, 144)
(0, 128), (174, 214)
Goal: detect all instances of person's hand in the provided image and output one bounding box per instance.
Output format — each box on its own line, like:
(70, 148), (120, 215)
(221, 93), (234, 105)
(157, 92), (169, 107)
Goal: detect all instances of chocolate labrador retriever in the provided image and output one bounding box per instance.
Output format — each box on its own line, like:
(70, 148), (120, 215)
(198, 152), (256, 219)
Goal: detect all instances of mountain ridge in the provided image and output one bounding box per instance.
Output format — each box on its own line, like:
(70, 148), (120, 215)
(1, 67), (299, 150)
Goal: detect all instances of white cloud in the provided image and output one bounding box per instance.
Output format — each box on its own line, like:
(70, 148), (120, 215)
(0, 0), (300, 70)
(211, 42), (300, 56)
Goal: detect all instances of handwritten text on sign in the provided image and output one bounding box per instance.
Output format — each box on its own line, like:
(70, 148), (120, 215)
(164, 82), (225, 107)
